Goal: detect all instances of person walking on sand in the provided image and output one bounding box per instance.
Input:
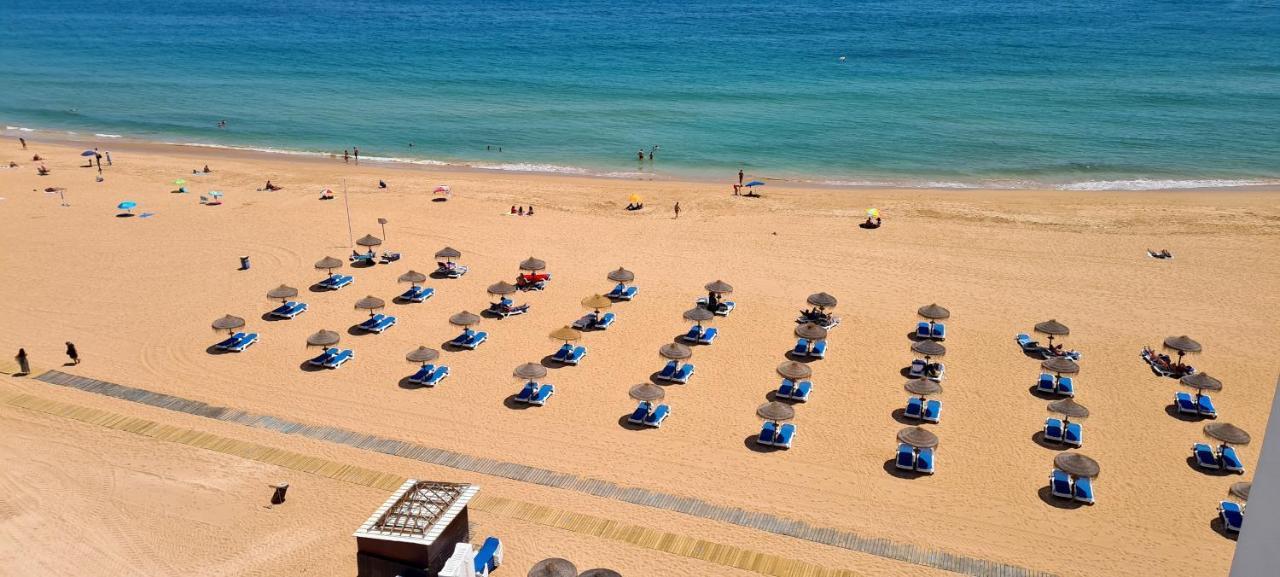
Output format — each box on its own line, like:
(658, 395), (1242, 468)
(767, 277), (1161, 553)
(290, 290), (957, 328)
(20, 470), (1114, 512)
(105, 151), (112, 166)
(343, 150), (349, 163)
(15, 348), (29, 375)
(738, 169), (743, 185)
(674, 201), (681, 219)
(354, 147), (359, 162)
(19, 137), (26, 149)
(65, 342), (79, 365)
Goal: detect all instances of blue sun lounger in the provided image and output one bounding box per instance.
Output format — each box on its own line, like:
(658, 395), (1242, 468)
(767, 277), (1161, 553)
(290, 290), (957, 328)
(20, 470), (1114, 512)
(408, 364), (436, 384)
(269, 301), (308, 319)
(809, 340), (826, 358)
(1016, 333), (1041, 353)
(594, 312), (616, 330)
(1044, 418), (1065, 442)
(1220, 446), (1245, 474)
(896, 444), (916, 470)
(696, 297), (735, 316)
(564, 346), (587, 365)
(916, 322), (931, 339)
(552, 344), (573, 363)
(697, 327), (718, 345)
(324, 349), (354, 369)
(226, 332), (258, 352)
(1174, 392), (1199, 415)
(1219, 501), (1244, 533)
(528, 384), (554, 406)
(758, 422), (778, 446)
(931, 323), (946, 340)
(656, 360), (678, 381)
(1193, 443), (1220, 469)
(607, 284), (626, 299)
(773, 423), (795, 448)
(361, 314), (397, 333)
(1050, 469), (1074, 499)
(915, 447), (935, 474)
(1056, 376), (1075, 397)
(319, 274), (354, 290)
(671, 363), (694, 384)
(680, 325), (703, 343)
(643, 404), (670, 427)
(1197, 394), (1218, 418)
(628, 401), (652, 425)
(309, 348), (338, 366)
(459, 331), (488, 350)
(909, 359), (926, 378)
(216, 332), (246, 350)
(1036, 373), (1056, 395)
(790, 380), (812, 401)
(793, 339), (810, 356)
(922, 399), (941, 423)
(904, 397), (924, 420)
(515, 382), (537, 403)
(399, 286), (435, 303)
(1073, 476), (1094, 504)
(618, 286), (638, 300)
(1064, 422), (1083, 447)
(410, 365), (448, 386)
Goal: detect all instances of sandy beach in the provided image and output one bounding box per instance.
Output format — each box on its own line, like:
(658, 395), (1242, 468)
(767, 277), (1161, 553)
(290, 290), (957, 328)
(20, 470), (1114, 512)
(2, 138), (1278, 577)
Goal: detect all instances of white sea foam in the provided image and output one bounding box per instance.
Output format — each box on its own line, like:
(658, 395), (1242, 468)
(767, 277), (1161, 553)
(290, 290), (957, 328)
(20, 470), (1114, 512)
(5, 126), (35, 132)
(471, 162), (590, 175)
(94, 133), (123, 138)
(1055, 179), (1280, 191)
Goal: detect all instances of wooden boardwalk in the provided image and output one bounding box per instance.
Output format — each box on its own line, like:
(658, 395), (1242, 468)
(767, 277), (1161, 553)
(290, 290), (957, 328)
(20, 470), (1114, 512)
(30, 370), (1054, 577)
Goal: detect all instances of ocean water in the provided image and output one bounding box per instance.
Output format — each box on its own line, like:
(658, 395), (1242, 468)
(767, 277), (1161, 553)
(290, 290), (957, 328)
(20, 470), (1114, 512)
(2, 0), (1278, 188)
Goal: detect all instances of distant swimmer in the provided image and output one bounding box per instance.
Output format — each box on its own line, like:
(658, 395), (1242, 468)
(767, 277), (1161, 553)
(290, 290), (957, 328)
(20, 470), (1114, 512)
(839, 55), (846, 62)
(638, 149), (645, 162)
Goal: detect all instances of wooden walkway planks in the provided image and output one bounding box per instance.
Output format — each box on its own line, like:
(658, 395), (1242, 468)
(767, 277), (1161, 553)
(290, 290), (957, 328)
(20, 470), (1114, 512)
(29, 370), (1055, 577)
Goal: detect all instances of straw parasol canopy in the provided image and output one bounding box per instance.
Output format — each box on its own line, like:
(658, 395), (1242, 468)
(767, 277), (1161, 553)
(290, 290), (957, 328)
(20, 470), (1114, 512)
(354, 295), (386, 315)
(704, 280), (734, 294)
(659, 342), (692, 360)
(1163, 335), (1202, 354)
(806, 292), (838, 309)
(1204, 423), (1251, 446)
(405, 346), (439, 364)
(314, 256), (344, 272)
(917, 303), (951, 320)
(519, 257), (546, 271)
(306, 329), (341, 347)
(757, 401), (796, 422)
(1230, 482), (1252, 501)
(578, 570), (623, 577)
(528, 558), (577, 577)
(398, 270), (428, 285)
(795, 323), (828, 341)
(1054, 452), (1100, 478)
(487, 281), (518, 295)
(1047, 398), (1091, 419)
(910, 340), (946, 357)
(211, 314), (245, 332)
(449, 311), (481, 327)
(607, 267), (635, 283)
(1041, 357), (1080, 374)
(1179, 372), (1223, 392)
(777, 360), (813, 380)
(513, 362), (548, 381)
(904, 378), (943, 396)
(628, 383), (665, 402)
(355, 234), (382, 248)
(266, 284), (299, 301)
(1034, 319), (1070, 336)
(683, 307), (714, 323)
(435, 246), (462, 260)
(548, 326), (583, 343)
(582, 294), (613, 311)
(897, 426), (939, 449)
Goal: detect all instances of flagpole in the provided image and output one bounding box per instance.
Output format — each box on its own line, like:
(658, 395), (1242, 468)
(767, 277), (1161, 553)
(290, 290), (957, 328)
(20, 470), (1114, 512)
(343, 179), (354, 248)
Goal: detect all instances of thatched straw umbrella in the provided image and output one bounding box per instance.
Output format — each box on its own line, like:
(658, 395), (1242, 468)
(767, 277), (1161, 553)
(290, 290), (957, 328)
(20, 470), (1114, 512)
(1180, 372), (1223, 402)
(658, 342), (692, 360)
(897, 426), (939, 449)
(1041, 356), (1080, 375)
(757, 401), (795, 424)
(549, 326), (583, 344)
(777, 360), (812, 381)
(629, 383), (665, 402)
(513, 362), (548, 383)
(904, 378), (942, 402)
(704, 280), (734, 294)
(1047, 398), (1090, 426)
(1230, 482), (1251, 502)
(266, 284), (298, 302)
(806, 292), (838, 309)
(527, 558), (577, 577)
(398, 270), (427, 287)
(1163, 335), (1202, 370)
(1034, 319), (1070, 349)
(314, 256), (344, 277)
(917, 304), (950, 327)
(683, 306), (714, 328)
(449, 311), (482, 327)
(306, 329), (341, 347)
(211, 314), (245, 334)
(355, 234), (382, 249)
(1204, 423), (1251, 446)
(519, 257), (547, 272)
(354, 295), (386, 317)
(435, 246), (462, 261)
(405, 346), (439, 366)
(582, 294), (613, 312)
(488, 281), (518, 296)
(607, 267), (635, 283)
(795, 323), (828, 341)
(1054, 452), (1100, 478)
(910, 340), (946, 359)
(579, 570), (623, 577)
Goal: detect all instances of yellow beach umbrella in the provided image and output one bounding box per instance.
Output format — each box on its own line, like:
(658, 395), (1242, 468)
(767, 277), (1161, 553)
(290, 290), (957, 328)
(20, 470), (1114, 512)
(867, 208), (879, 219)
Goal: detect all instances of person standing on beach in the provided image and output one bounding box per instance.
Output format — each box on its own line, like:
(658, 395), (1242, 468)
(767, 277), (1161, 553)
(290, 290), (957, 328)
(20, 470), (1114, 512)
(105, 151), (112, 166)
(19, 137), (26, 149)
(353, 147), (359, 162)
(343, 150), (349, 163)
(65, 342), (79, 365)
(15, 348), (29, 375)
(738, 169), (744, 185)
(674, 202), (681, 219)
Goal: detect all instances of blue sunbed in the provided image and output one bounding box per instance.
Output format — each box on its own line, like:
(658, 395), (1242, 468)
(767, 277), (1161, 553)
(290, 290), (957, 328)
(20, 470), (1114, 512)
(793, 339), (810, 356)
(904, 397), (924, 420)
(790, 380), (812, 402)
(474, 536), (502, 574)
(931, 323), (946, 340)
(460, 331), (488, 350)
(366, 315), (397, 333)
(1193, 443), (1220, 469)
(895, 444), (916, 470)
(671, 363), (694, 384)
(773, 423), (795, 448)
(1197, 394), (1218, 418)
(552, 344), (573, 363)
(358, 314), (386, 331)
(594, 312), (616, 329)
(450, 330), (475, 347)
(216, 332), (246, 350)
(309, 347), (338, 366)
(1056, 376), (1075, 397)
(423, 365), (449, 387)
(564, 346), (587, 365)
(619, 286), (638, 300)
(1044, 418), (1064, 443)
(656, 360), (678, 381)
(916, 322), (931, 339)
(778, 379), (795, 398)
(628, 401), (652, 424)
(715, 301), (735, 315)
(1064, 422), (1083, 447)
(607, 283), (626, 299)
(1016, 333), (1040, 352)
(399, 286), (434, 303)
(926, 362), (946, 382)
(319, 274), (353, 290)
(923, 399), (941, 423)
(1073, 476), (1095, 504)
(758, 422), (777, 446)
(1036, 373), (1056, 395)
(1219, 501), (1244, 533)
(809, 340), (826, 358)
(697, 327), (718, 345)
(572, 313), (597, 330)
(915, 447), (935, 474)
(1220, 446), (1245, 474)
(644, 404), (670, 427)
(1174, 392), (1199, 415)
(515, 382), (537, 403)
(324, 349), (354, 369)
(680, 325), (703, 343)
(909, 359), (926, 378)
(269, 301), (308, 319)
(408, 364), (436, 384)
(529, 384), (554, 406)
(226, 332), (258, 352)
(1050, 469), (1074, 499)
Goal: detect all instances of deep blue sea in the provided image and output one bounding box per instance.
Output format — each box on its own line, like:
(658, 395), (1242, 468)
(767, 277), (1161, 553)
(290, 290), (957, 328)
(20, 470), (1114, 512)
(2, 0), (1278, 188)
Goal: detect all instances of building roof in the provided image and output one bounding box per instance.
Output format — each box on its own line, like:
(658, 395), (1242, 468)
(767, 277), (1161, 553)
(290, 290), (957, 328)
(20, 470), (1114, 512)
(353, 479), (479, 545)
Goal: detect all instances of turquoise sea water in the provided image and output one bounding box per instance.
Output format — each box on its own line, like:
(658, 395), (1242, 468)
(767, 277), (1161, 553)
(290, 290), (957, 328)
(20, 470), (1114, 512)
(2, 0), (1278, 188)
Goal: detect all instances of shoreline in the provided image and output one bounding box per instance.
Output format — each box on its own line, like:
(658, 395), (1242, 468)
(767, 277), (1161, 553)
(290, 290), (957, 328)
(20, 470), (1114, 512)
(7, 124), (1279, 193)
